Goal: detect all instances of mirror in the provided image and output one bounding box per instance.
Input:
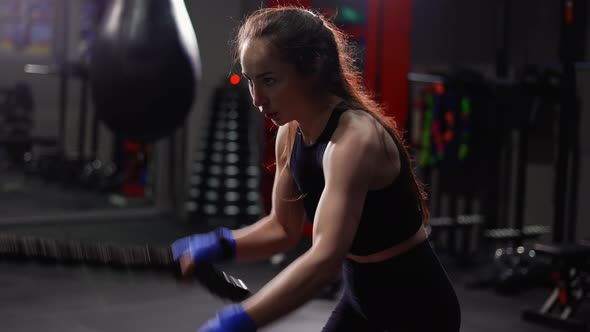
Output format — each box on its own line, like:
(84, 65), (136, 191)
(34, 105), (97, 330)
(0, 0), (152, 221)
(0, 0), (192, 225)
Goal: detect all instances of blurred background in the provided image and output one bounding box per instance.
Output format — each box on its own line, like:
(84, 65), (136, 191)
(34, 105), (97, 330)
(0, 0), (589, 331)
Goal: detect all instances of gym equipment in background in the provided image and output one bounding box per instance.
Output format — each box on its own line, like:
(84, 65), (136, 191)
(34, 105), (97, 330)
(89, 0), (202, 143)
(522, 0), (588, 329)
(22, 1), (119, 191)
(523, 242), (590, 331)
(185, 78), (263, 226)
(0, 83), (35, 169)
(409, 69), (554, 268)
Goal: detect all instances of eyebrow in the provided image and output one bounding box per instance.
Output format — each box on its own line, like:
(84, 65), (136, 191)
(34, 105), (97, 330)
(242, 71), (274, 80)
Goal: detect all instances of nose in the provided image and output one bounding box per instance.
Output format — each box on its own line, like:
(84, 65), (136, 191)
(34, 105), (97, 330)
(250, 85), (267, 110)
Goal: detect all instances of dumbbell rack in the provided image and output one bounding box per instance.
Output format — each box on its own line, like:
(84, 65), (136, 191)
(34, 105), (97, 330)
(185, 82), (263, 225)
(0, 84), (35, 168)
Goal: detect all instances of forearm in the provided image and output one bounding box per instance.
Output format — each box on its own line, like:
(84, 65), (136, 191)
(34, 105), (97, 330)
(232, 215), (300, 262)
(241, 248), (340, 328)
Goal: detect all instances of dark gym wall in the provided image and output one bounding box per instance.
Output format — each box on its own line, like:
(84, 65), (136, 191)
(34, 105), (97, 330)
(576, 67), (590, 240)
(584, 6), (590, 242)
(410, 0), (565, 75)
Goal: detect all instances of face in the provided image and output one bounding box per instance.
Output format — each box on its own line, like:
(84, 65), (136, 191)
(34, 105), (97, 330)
(240, 38), (314, 126)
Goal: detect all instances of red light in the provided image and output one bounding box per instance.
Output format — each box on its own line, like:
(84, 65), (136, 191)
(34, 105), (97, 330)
(565, 0), (574, 24)
(434, 82), (445, 95)
(230, 74), (241, 85)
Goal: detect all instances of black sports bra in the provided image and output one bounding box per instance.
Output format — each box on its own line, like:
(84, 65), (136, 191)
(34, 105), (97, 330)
(288, 102), (423, 255)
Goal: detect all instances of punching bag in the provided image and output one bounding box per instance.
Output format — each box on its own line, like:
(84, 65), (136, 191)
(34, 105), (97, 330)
(90, 0), (202, 143)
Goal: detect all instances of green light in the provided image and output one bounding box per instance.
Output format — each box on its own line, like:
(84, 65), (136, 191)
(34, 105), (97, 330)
(339, 6), (365, 24)
(419, 153), (428, 166)
(459, 144), (469, 161)
(461, 97), (471, 115)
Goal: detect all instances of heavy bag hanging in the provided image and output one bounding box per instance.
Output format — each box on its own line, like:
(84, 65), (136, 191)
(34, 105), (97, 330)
(90, 0), (202, 143)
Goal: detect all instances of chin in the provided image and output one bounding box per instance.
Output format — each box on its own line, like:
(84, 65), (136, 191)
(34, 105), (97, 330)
(270, 116), (285, 126)
(276, 118), (295, 127)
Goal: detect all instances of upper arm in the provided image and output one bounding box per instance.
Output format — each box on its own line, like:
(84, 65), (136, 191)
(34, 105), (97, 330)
(310, 118), (375, 263)
(269, 125), (305, 244)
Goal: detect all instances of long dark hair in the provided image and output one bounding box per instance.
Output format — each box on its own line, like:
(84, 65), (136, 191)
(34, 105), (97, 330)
(233, 6), (430, 223)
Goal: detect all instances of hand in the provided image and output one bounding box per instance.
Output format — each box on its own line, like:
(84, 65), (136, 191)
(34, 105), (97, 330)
(198, 304), (257, 332)
(170, 227), (236, 276)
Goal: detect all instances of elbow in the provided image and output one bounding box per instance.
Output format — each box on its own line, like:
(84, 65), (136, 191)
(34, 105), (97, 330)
(323, 260), (342, 283)
(275, 217), (303, 251)
(318, 258), (343, 285)
(308, 248), (345, 283)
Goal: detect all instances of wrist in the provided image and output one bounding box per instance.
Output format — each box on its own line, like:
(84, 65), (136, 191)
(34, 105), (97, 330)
(222, 304), (257, 331)
(199, 304), (257, 332)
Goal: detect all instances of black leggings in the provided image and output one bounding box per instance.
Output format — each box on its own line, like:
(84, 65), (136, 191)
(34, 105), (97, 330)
(322, 240), (461, 332)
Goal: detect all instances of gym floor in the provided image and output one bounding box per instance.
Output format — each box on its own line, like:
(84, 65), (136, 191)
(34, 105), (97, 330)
(0, 217), (567, 332)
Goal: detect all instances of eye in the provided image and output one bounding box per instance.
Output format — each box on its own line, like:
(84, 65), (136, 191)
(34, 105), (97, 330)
(263, 77), (276, 86)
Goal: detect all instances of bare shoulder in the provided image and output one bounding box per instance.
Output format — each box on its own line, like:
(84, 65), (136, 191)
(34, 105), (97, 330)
(323, 109), (382, 177)
(275, 123), (295, 163)
(330, 109), (383, 153)
(275, 124), (290, 151)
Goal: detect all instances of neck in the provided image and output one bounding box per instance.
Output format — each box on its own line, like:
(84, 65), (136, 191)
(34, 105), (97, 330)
(297, 95), (342, 145)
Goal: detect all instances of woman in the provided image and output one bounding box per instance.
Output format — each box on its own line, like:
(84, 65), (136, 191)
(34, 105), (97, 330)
(172, 6), (461, 332)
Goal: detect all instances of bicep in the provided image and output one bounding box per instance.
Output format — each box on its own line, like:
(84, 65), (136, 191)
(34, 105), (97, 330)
(311, 180), (367, 261)
(311, 135), (373, 262)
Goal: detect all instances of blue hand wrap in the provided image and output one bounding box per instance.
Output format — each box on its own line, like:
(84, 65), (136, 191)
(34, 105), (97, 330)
(198, 304), (257, 332)
(170, 227), (236, 263)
